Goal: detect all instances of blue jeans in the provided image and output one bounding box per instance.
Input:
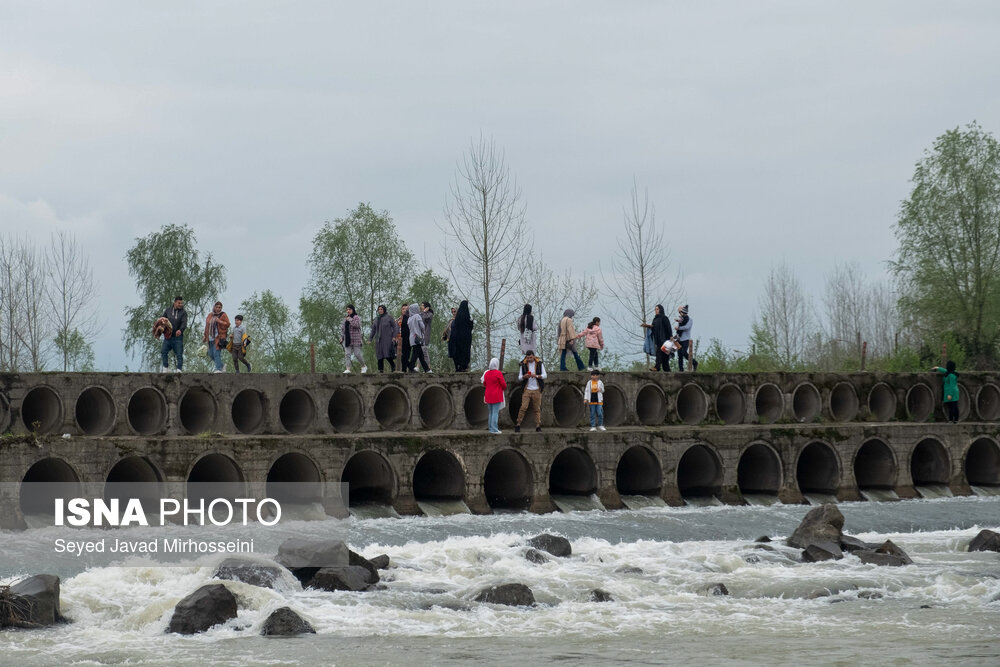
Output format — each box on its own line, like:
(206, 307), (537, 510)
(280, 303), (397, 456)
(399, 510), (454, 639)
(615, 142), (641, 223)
(161, 335), (184, 369)
(589, 404), (604, 427)
(487, 402), (501, 433)
(560, 347), (585, 371)
(208, 343), (223, 371)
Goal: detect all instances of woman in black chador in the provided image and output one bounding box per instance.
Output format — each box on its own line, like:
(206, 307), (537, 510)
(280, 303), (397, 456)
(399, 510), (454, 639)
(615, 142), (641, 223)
(450, 300), (475, 372)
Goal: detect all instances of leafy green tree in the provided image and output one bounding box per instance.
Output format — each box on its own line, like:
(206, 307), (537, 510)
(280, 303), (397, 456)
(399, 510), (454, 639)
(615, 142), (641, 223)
(238, 290), (309, 372)
(123, 224), (227, 370)
(301, 203), (413, 371)
(893, 122), (1000, 362)
(53, 328), (95, 371)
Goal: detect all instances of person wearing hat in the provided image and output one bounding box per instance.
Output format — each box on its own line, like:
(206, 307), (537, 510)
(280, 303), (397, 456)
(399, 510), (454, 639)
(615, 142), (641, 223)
(583, 369), (606, 431)
(675, 305), (698, 372)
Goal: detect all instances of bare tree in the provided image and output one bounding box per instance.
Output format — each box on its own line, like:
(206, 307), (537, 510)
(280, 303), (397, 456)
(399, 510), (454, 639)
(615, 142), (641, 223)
(17, 239), (49, 371)
(440, 134), (530, 358)
(45, 231), (99, 371)
(0, 236), (22, 371)
(752, 262), (815, 368)
(602, 179), (682, 362)
(823, 261), (868, 363)
(511, 252), (599, 362)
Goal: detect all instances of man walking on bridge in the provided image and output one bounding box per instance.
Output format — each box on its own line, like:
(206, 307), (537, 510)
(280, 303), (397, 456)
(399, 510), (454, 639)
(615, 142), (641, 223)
(161, 296), (187, 372)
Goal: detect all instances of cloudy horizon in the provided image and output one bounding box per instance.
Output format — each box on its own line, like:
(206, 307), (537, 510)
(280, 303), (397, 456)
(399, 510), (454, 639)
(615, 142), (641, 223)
(2, 1), (999, 370)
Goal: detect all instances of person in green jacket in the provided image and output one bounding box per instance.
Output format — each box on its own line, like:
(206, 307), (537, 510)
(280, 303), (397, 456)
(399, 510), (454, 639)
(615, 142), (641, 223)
(931, 360), (960, 423)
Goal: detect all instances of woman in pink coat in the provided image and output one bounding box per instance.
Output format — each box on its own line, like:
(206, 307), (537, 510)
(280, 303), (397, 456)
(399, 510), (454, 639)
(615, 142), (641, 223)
(583, 317), (605, 370)
(481, 358), (507, 434)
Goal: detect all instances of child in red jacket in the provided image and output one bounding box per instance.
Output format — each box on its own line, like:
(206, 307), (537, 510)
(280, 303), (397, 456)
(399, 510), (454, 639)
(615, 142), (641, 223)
(481, 358), (507, 434)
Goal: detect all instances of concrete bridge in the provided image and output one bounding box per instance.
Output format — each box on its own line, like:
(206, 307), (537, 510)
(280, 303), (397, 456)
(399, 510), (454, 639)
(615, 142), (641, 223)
(2, 371), (999, 524)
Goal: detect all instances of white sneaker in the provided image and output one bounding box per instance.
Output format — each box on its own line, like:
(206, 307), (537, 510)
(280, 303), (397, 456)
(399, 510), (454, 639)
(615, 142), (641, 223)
(361, 366), (368, 374)
(426, 370), (433, 374)
(343, 369), (351, 374)
(213, 369), (224, 374)
(589, 427), (596, 431)
(598, 426), (606, 431)
(173, 368), (182, 373)
(160, 366), (169, 373)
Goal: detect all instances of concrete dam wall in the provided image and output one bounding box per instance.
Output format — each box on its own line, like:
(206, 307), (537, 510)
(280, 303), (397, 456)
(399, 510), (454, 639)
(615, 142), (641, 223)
(2, 371), (999, 521)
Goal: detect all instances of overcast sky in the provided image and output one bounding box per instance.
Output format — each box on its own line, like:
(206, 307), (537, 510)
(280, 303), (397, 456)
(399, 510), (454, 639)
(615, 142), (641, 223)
(2, 1), (999, 370)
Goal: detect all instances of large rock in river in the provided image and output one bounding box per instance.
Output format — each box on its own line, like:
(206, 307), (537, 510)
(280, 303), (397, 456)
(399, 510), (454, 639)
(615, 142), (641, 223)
(5, 574), (65, 627)
(969, 529), (1000, 553)
(308, 566), (374, 592)
(214, 558), (285, 589)
(167, 584), (238, 634)
(786, 504), (844, 549)
(261, 607), (316, 636)
(856, 540), (913, 567)
(276, 538), (350, 586)
(474, 583), (535, 606)
(527, 534), (572, 558)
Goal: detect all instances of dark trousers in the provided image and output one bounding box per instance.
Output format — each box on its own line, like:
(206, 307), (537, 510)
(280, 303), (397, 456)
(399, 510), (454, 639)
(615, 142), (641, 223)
(409, 344), (429, 372)
(677, 340), (690, 371)
(945, 401), (959, 423)
(655, 347), (671, 371)
(401, 341), (411, 372)
(161, 335), (183, 369)
(377, 357), (396, 372)
(230, 346), (250, 372)
(560, 347), (585, 371)
(587, 348), (600, 368)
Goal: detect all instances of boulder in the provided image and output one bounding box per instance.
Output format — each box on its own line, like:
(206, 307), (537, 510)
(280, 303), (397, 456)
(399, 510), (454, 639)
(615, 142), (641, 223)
(348, 550), (381, 585)
(276, 538), (350, 586)
(969, 529), (1000, 553)
(167, 584), (238, 634)
(474, 583), (535, 606)
(308, 566), (374, 592)
(524, 548), (549, 564)
(856, 540), (913, 567)
(839, 535), (876, 553)
(589, 589), (614, 602)
(857, 590), (884, 600)
(5, 574), (64, 627)
(743, 554), (761, 564)
(801, 541), (844, 562)
(527, 534), (572, 558)
(700, 582), (730, 596)
(786, 504), (844, 549)
(260, 607), (315, 636)
(214, 558), (284, 589)
(754, 536), (772, 543)
(369, 554), (391, 570)
(614, 565), (643, 574)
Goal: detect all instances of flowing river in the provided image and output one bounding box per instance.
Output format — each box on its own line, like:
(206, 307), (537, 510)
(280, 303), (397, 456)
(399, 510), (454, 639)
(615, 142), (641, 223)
(3, 496), (1000, 666)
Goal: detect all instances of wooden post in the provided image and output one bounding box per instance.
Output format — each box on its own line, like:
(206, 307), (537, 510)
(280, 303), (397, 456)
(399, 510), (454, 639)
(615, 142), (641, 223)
(310, 343), (316, 373)
(861, 341), (867, 371)
(499, 338), (507, 369)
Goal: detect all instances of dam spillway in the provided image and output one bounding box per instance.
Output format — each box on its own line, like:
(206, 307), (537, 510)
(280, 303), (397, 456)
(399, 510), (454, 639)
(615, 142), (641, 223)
(1, 371), (999, 525)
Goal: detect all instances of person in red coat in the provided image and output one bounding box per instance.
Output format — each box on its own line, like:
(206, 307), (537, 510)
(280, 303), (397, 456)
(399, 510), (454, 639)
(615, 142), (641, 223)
(481, 357), (507, 434)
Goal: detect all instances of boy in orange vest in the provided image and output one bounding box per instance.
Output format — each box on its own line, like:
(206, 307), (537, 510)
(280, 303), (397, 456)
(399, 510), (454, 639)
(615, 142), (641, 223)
(583, 369), (606, 431)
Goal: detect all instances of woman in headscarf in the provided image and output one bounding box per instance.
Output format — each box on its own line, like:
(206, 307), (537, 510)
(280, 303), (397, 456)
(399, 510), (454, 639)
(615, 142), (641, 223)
(481, 357), (507, 434)
(517, 304), (538, 355)
(557, 308), (585, 371)
(369, 304), (400, 373)
(641, 304), (673, 371)
(451, 300), (475, 371)
(408, 303), (431, 373)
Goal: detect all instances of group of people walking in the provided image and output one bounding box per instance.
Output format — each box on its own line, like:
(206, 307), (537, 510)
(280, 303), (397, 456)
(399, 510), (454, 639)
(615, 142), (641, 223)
(155, 295), (697, 377)
(155, 296), (250, 373)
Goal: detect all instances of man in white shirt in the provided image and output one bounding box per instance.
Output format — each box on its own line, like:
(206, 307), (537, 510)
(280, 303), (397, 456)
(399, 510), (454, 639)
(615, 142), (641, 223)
(515, 350), (547, 433)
